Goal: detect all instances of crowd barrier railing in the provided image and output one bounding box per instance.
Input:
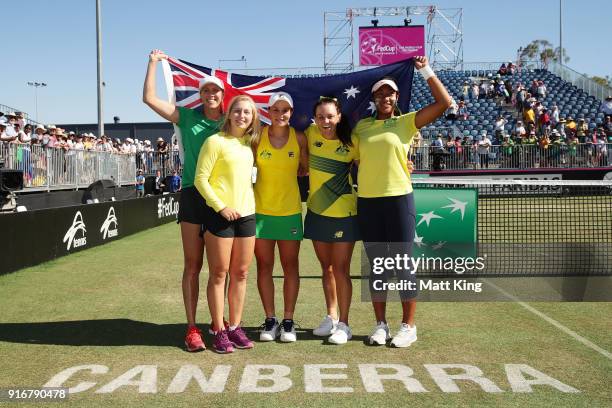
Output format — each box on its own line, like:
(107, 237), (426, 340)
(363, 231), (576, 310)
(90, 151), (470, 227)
(410, 143), (612, 171)
(0, 142), (137, 191)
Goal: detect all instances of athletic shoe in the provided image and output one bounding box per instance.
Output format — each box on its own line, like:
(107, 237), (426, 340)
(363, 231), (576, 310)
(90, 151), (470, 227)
(313, 315), (338, 337)
(280, 319), (297, 343)
(259, 317), (280, 342)
(184, 326), (206, 352)
(227, 326), (254, 349)
(208, 319), (230, 335)
(368, 321), (391, 346)
(390, 323), (417, 348)
(212, 330), (234, 354)
(328, 322), (352, 345)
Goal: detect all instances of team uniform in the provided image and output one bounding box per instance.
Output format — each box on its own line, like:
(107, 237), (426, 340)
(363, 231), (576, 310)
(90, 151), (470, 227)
(303, 124), (360, 242)
(176, 107), (223, 224)
(254, 127), (303, 240)
(194, 132), (256, 238)
(353, 112), (419, 300)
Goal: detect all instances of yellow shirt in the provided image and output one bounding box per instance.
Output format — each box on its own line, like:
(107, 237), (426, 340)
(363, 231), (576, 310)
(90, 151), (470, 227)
(194, 132), (255, 215)
(305, 124), (358, 217)
(254, 127), (301, 216)
(352, 112), (418, 198)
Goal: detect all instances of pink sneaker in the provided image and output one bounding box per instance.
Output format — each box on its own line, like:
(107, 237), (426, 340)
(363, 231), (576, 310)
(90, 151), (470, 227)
(212, 330), (234, 354)
(227, 326), (254, 349)
(184, 326), (205, 352)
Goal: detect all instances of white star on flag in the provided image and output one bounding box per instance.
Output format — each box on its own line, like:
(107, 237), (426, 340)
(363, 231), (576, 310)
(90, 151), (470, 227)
(442, 197), (468, 220)
(414, 232), (426, 248)
(432, 241), (447, 250)
(417, 211), (443, 227)
(343, 85), (360, 99)
(367, 101), (376, 114)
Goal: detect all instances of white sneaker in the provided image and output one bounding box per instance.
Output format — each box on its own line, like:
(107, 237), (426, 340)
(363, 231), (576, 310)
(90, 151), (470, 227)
(368, 321), (391, 345)
(259, 317), (280, 342)
(328, 322), (352, 345)
(313, 315), (338, 337)
(391, 323), (417, 348)
(280, 319), (297, 343)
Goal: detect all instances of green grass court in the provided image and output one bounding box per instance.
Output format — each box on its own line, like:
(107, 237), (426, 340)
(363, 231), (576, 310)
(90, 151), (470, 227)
(1, 222), (611, 407)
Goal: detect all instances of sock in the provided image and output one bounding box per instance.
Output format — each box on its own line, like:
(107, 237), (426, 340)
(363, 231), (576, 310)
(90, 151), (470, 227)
(229, 325), (238, 331)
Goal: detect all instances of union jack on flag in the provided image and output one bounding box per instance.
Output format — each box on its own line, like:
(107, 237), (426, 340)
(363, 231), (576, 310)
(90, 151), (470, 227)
(162, 56), (415, 131)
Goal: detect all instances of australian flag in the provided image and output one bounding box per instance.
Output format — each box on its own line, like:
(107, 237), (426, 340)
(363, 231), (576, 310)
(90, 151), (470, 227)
(162, 56), (415, 130)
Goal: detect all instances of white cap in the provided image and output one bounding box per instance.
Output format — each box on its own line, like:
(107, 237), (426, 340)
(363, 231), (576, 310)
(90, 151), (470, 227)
(36, 124), (46, 131)
(47, 124), (56, 129)
(268, 92), (294, 108)
(198, 76), (224, 91)
(126, 138), (134, 143)
(371, 79), (399, 93)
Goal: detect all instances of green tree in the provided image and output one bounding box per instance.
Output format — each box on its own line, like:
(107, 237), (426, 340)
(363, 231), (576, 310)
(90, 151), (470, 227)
(519, 40), (569, 64)
(590, 75), (612, 88)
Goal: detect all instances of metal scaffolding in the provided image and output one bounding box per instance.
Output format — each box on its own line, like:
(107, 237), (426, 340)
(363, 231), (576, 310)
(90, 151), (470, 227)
(324, 5), (463, 73)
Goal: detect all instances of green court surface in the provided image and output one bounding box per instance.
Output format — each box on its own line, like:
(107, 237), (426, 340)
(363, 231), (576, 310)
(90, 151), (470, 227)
(0, 222), (611, 407)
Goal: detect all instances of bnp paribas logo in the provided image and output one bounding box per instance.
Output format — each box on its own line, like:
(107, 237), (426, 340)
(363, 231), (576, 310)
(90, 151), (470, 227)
(100, 206), (118, 240)
(413, 189), (477, 258)
(63, 211), (87, 250)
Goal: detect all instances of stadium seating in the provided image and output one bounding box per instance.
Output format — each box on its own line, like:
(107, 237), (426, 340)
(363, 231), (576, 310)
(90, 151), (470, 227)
(412, 68), (604, 143)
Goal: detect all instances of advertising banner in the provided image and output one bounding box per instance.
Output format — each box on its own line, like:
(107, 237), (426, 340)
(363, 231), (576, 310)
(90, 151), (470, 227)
(359, 25), (425, 65)
(0, 194), (180, 275)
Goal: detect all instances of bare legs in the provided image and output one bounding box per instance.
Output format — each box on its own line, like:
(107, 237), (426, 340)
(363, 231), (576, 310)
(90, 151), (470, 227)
(312, 241), (355, 324)
(255, 239), (301, 320)
(205, 232), (255, 331)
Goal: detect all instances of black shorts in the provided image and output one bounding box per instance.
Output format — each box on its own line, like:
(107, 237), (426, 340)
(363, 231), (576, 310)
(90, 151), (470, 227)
(204, 204), (256, 238)
(177, 187), (208, 225)
(357, 193), (417, 300)
(357, 193), (416, 242)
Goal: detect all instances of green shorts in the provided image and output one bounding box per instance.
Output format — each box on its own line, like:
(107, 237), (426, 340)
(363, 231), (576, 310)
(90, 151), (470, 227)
(303, 210), (361, 242)
(256, 213), (303, 240)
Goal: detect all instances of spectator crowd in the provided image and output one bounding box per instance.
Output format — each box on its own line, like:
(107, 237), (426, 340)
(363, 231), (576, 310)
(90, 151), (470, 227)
(427, 62), (612, 170)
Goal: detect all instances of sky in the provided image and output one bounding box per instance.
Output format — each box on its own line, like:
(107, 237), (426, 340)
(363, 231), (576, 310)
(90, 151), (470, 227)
(2, 0), (610, 125)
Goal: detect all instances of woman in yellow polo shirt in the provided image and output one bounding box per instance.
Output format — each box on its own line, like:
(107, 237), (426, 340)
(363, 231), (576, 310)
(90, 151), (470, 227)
(353, 56), (452, 348)
(253, 92), (308, 343)
(194, 95), (260, 354)
(304, 96), (360, 345)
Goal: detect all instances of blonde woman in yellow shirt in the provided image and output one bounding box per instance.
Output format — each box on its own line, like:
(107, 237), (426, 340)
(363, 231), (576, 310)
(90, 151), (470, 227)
(253, 92), (309, 343)
(194, 95), (260, 354)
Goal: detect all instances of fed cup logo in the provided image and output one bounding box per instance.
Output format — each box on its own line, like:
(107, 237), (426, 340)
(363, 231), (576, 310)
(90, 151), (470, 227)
(100, 207), (118, 240)
(158, 196), (179, 219)
(63, 211), (87, 250)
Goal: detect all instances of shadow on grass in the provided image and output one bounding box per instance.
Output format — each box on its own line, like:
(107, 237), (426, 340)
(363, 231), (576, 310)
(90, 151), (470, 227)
(0, 319), (368, 347)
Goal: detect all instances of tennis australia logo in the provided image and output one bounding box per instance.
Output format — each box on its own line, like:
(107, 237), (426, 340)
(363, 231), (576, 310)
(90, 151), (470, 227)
(158, 196), (179, 219)
(63, 211), (87, 250)
(100, 207), (118, 240)
(259, 150), (272, 159)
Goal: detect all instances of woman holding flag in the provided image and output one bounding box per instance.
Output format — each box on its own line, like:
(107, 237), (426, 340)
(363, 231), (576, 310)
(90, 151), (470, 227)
(253, 92), (309, 343)
(143, 49), (225, 352)
(353, 56), (451, 347)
